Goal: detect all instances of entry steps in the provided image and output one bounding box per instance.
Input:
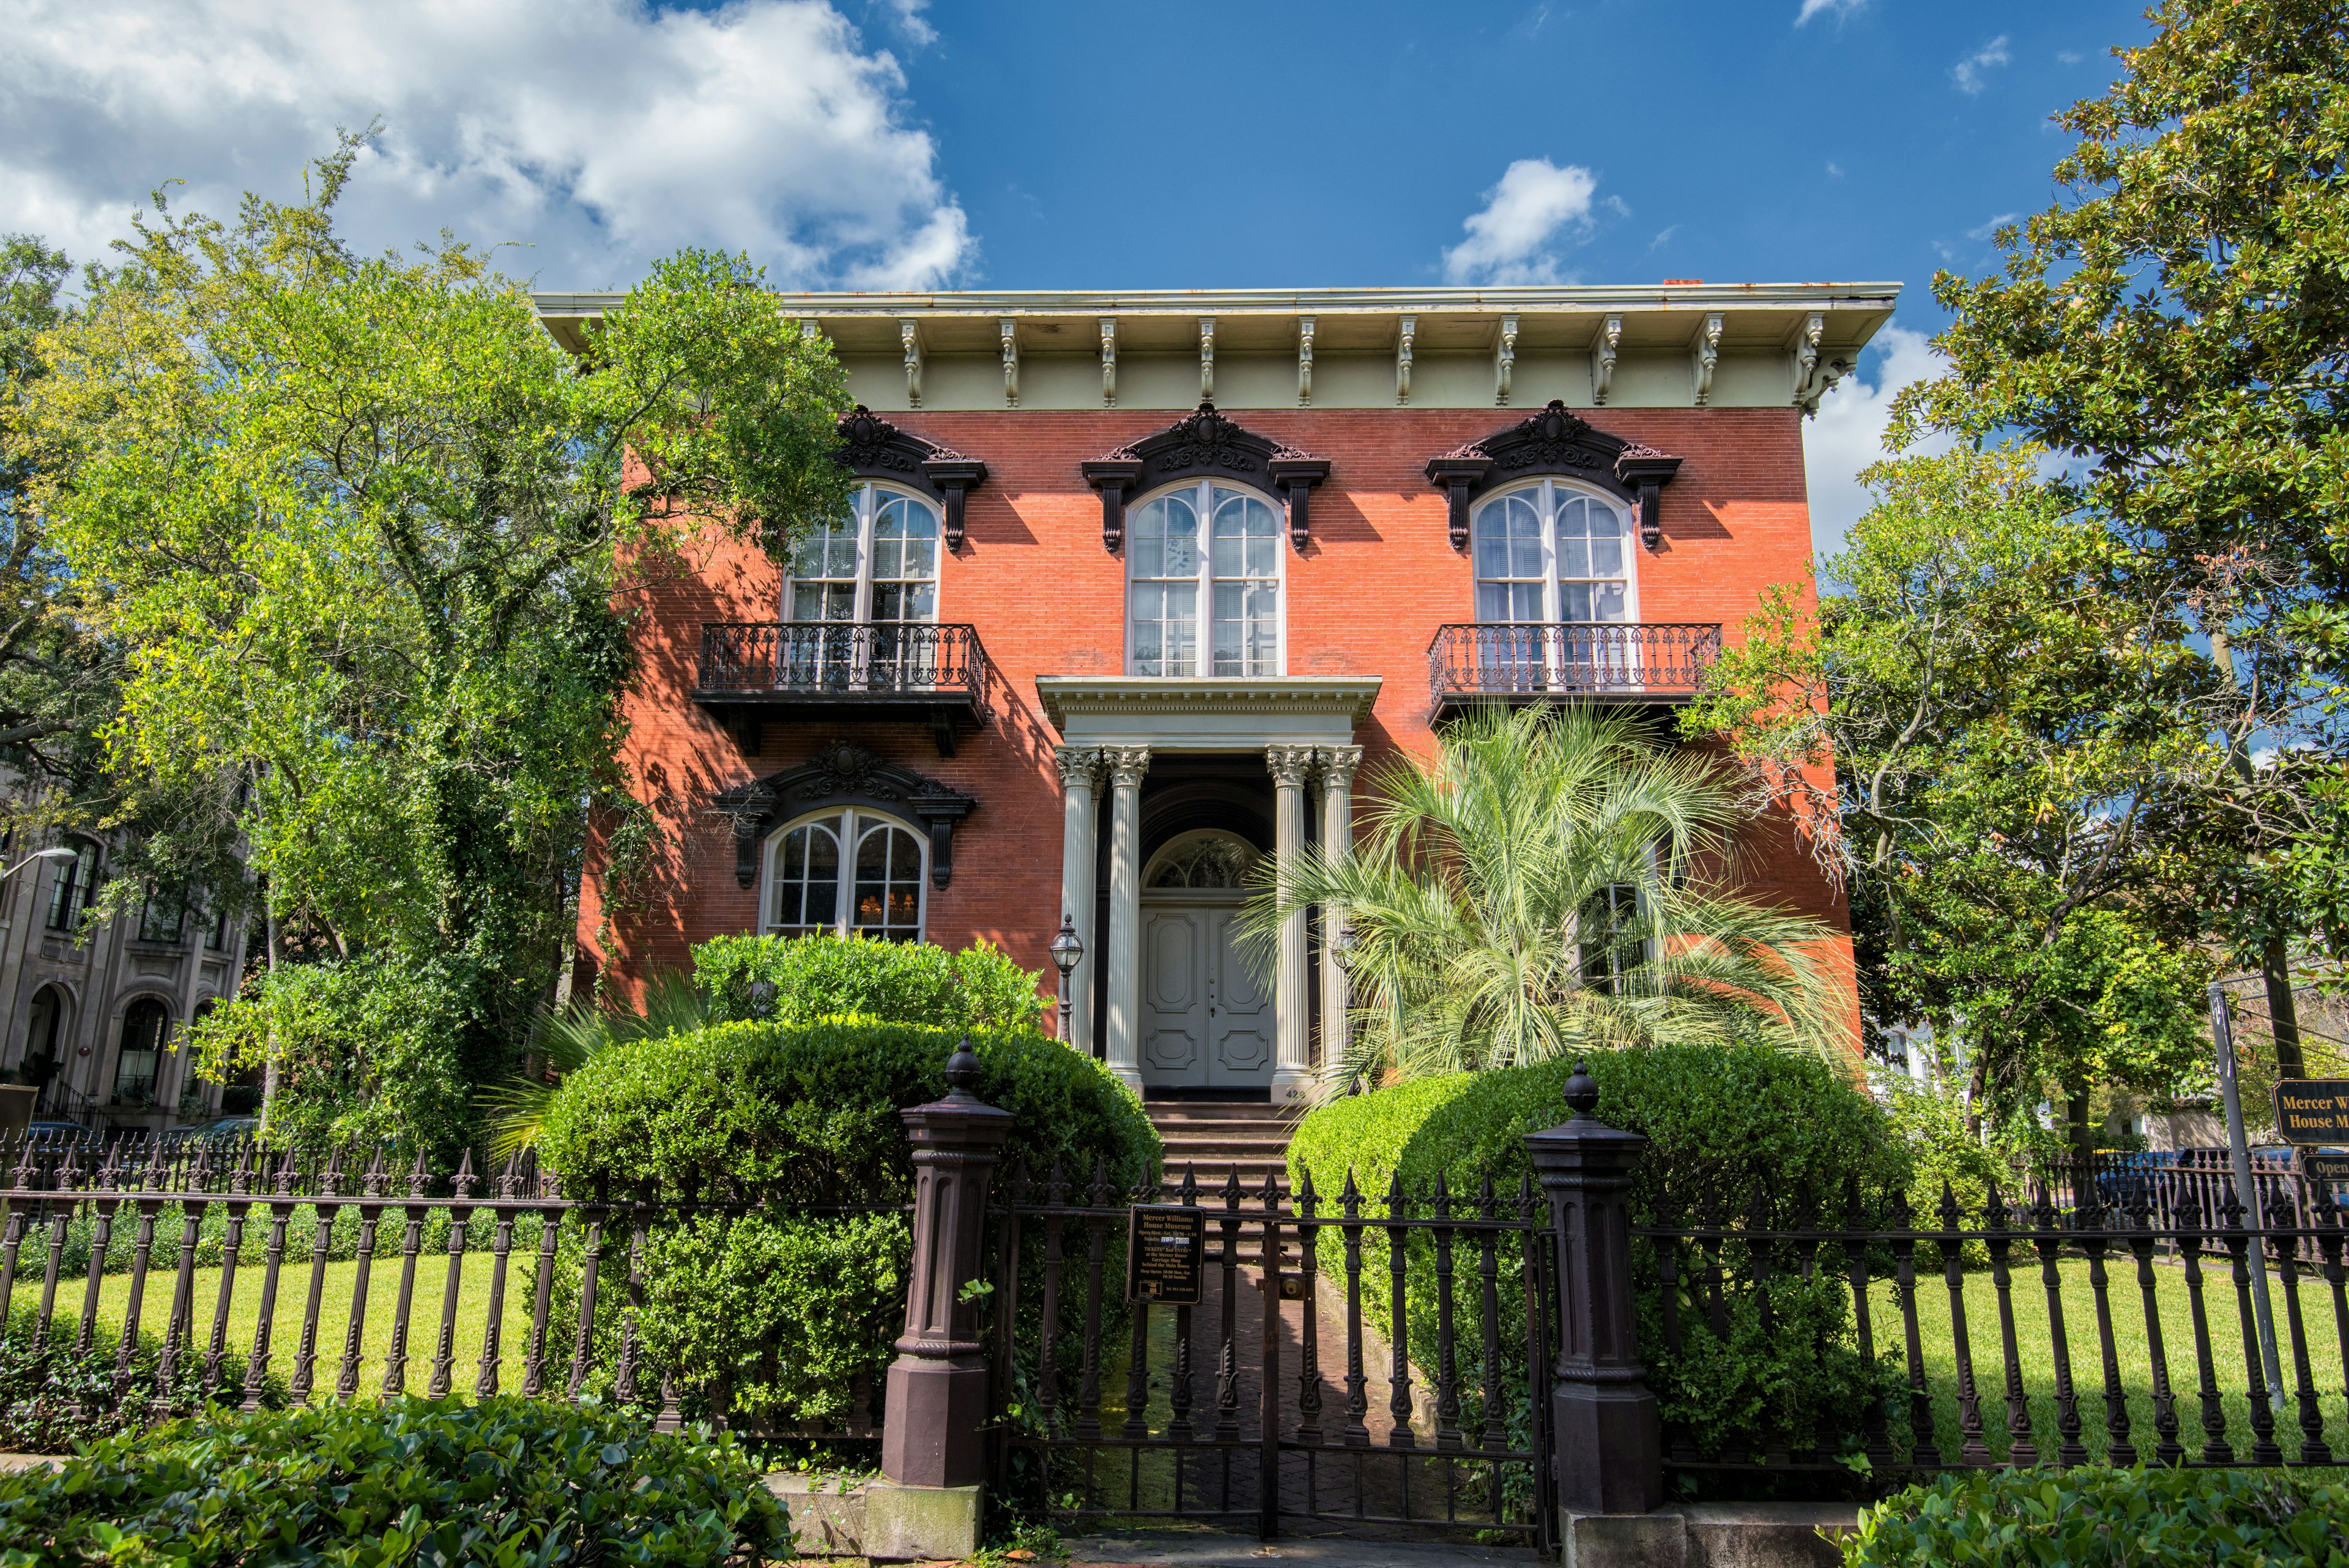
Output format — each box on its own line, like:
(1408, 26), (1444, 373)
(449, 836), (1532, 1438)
(1146, 1099), (1296, 1195)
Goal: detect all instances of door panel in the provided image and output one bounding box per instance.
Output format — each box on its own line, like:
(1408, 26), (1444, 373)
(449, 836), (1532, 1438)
(1206, 907), (1274, 1082)
(1140, 908), (1207, 1084)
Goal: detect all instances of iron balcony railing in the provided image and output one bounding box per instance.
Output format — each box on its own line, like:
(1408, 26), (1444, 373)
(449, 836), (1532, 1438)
(1427, 622), (1723, 711)
(696, 621), (990, 699)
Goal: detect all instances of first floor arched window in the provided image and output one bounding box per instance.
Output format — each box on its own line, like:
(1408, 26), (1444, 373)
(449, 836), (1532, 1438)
(113, 996), (169, 1104)
(765, 809), (926, 942)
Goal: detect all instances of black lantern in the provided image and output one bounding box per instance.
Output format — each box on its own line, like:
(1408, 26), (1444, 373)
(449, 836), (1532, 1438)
(1049, 911), (1085, 1046)
(1329, 922), (1359, 973)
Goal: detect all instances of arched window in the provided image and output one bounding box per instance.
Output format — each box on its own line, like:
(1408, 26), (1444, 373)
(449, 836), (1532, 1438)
(1145, 830), (1260, 890)
(765, 809), (926, 942)
(785, 484), (942, 628)
(44, 839), (97, 932)
(1472, 481), (1635, 626)
(20, 985), (65, 1082)
(113, 997), (169, 1105)
(1128, 482), (1283, 677)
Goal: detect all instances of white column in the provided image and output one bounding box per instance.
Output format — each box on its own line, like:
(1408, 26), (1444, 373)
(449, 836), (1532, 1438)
(1053, 746), (1103, 1055)
(1102, 747), (1150, 1094)
(1316, 746), (1362, 1082)
(1267, 746), (1318, 1105)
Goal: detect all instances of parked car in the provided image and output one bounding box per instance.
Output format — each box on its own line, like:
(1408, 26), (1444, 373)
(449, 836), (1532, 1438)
(24, 1118), (86, 1140)
(160, 1115), (261, 1148)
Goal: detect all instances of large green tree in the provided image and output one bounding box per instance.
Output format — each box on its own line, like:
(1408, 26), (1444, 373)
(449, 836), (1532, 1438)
(1894, 0), (2349, 1072)
(7, 139), (852, 1151)
(1686, 447), (2215, 1128)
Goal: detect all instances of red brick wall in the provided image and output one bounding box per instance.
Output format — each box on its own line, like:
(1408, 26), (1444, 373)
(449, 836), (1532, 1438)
(581, 405), (1852, 1038)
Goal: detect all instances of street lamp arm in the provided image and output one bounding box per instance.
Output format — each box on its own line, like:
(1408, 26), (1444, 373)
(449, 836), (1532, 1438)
(0, 847), (78, 882)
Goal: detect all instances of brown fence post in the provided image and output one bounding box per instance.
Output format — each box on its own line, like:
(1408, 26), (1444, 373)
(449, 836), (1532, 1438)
(1524, 1060), (1663, 1519)
(869, 1036), (1010, 1561)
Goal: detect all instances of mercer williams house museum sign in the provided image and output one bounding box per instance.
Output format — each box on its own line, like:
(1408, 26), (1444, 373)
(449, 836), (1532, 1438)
(534, 283), (1892, 1102)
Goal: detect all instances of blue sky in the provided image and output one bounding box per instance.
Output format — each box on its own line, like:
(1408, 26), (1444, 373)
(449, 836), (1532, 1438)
(1, 0), (2160, 546)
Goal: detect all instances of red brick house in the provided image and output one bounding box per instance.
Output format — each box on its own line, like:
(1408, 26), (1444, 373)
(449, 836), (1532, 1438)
(535, 286), (1895, 1103)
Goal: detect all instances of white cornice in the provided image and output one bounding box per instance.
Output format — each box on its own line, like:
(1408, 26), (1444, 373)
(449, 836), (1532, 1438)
(1036, 676), (1382, 733)
(535, 282), (1900, 318)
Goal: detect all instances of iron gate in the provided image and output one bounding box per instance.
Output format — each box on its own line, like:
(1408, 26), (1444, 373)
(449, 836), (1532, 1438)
(984, 1162), (1559, 1550)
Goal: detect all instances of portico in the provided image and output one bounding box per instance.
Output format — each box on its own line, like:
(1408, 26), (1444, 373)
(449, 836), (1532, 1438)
(1037, 677), (1378, 1104)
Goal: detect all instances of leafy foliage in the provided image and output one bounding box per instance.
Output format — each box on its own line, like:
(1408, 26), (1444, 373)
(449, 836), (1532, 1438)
(0, 1308), (284, 1455)
(0, 1395), (786, 1566)
(1688, 447), (2217, 1124)
(1287, 1049), (1907, 1463)
(1889, 0), (2349, 1053)
(1244, 705), (1850, 1095)
(694, 932), (1049, 1031)
(7, 133), (852, 1150)
(1842, 1465), (2349, 1567)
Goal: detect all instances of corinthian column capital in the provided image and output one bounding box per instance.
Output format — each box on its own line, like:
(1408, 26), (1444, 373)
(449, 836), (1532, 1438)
(1104, 746), (1152, 789)
(1315, 745), (1364, 790)
(1266, 745), (1318, 788)
(1053, 745), (1104, 788)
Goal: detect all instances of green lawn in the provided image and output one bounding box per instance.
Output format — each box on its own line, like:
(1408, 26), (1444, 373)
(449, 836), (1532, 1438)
(30, 1250), (577, 1400)
(1893, 1254), (2349, 1464)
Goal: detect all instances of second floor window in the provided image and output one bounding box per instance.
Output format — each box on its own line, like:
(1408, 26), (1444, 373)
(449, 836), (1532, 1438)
(1129, 481), (1283, 677)
(1474, 481), (1635, 625)
(787, 485), (941, 626)
(139, 886), (186, 945)
(45, 841), (96, 932)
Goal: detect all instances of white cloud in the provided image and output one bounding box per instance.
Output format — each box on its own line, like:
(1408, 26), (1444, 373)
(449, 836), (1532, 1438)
(1825, 161), (1845, 178)
(1795, 0), (1868, 24)
(1802, 324), (1950, 556)
(0, 0), (973, 291)
(1441, 158), (1600, 286)
(1966, 212), (2019, 242)
(1647, 225), (1679, 252)
(1951, 35), (2013, 95)
(879, 0), (937, 46)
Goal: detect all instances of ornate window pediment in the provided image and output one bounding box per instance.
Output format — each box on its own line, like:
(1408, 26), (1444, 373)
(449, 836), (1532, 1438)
(1423, 401), (1682, 552)
(712, 739), (974, 890)
(835, 407), (988, 549)
(1082, 403), (1329, 554)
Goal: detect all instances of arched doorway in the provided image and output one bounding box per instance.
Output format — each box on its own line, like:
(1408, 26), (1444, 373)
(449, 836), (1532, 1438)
(18, 985), (66, 1103)
(1138, 830), (1273, 1095)
(112, 997), (169, 1107)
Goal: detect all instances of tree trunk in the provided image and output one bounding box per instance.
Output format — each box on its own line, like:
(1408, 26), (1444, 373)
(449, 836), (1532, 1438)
(2261, 932), (2305, 1080)
(2065, 1082), (2093, 1167)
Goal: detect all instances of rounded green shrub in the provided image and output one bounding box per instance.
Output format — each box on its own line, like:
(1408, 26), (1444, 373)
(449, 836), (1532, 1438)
(0, 1395), (785, 1565)
(538, 1019), (1157, 1202)
(1287, 1046), (1910, 1476)
(537, 1019), (1159, 1428)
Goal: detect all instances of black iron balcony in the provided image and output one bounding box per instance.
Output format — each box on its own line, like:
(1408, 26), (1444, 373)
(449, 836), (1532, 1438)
(694, 621), (990, 756)
(1427, 622), (1722, 721)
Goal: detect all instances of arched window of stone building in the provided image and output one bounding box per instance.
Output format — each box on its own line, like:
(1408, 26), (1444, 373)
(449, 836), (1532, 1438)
(20, 985), (65, 1085)
(44, 839), (97, 932)
(113, 997), (169, 1105)
(1145, 830), (1260, 890)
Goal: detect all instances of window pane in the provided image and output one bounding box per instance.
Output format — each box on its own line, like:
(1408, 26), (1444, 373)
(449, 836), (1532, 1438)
(852, 822), (924, 941)
(1474, 493), (1547, 626)
(1129, 494), (1203, 675)
(868, 494), (940, 626)
(773, 818), (842, 930)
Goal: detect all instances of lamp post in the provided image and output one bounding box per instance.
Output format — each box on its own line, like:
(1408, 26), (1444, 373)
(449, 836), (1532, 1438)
(0, 847), (75, 882)
(1048, 911), (1085, 1047)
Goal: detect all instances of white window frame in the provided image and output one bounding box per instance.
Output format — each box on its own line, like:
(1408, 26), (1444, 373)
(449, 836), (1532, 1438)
(1469, 479), (1641, 626)
(781, 482), (945, 626)
(1124, 479), (1288, 678)
(761, 807), (929, 941)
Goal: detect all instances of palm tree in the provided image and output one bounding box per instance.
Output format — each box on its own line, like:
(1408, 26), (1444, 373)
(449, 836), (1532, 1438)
(484, 968), (709, 1157)
(1242, 705), (1850, 1095)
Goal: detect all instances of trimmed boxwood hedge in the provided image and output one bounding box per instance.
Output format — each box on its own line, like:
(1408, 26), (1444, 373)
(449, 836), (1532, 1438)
(536, 1020), (1159, 1427)
(538, 1019), (1158, 1203)
(1287, 1047), (1910, 1472)
(0, 1395), (784, 1566)
(1842, 1465), (2349, 1566)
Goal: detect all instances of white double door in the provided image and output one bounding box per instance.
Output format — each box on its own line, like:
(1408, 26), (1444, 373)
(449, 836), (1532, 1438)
(1138, 894), (1274, 1089)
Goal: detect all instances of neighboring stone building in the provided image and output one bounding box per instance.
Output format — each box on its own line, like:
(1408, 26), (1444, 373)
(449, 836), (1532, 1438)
(0, 821), (250, 1131)
(538, 283), (1893, 1102)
